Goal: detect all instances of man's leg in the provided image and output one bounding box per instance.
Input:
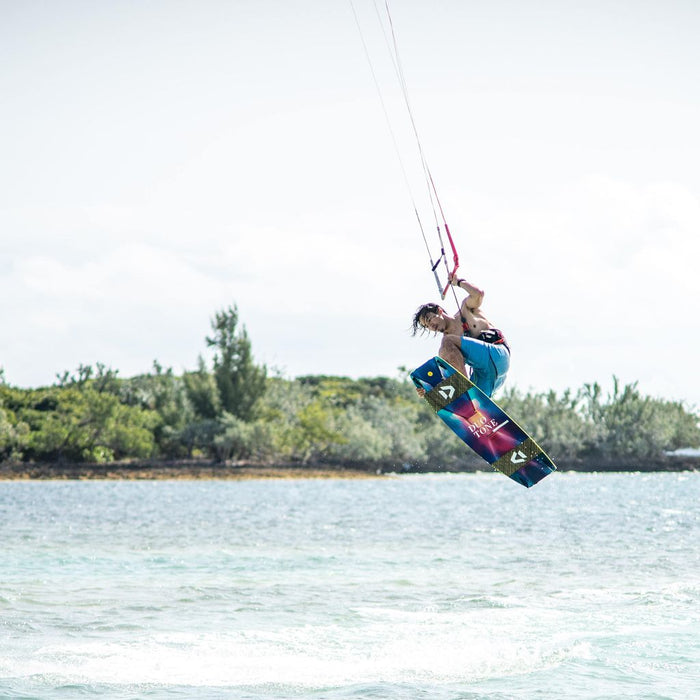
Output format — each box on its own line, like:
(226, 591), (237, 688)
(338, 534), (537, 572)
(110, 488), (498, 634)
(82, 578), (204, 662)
(438, 334), (469, 376)
(489, 345), (511, 394)
(470, 343), (510, 397)
(439, 335), (510, 396)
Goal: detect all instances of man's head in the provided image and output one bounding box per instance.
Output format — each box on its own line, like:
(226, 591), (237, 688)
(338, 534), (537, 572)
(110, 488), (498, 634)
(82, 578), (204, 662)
(412, 303), (445, 335)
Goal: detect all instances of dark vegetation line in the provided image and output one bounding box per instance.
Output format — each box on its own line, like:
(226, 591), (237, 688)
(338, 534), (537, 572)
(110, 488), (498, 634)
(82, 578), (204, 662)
(1, 305), (698, 472)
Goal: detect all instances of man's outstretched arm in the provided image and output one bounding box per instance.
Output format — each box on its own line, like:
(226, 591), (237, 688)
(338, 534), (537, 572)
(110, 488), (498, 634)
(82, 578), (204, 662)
(448, 274), (484, 310)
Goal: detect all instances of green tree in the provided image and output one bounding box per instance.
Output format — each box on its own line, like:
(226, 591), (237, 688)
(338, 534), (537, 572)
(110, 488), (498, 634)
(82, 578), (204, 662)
(176, 418), (222, 459)
(255, 375), (315, 462)
(206, 305), (266, 420)
(118, 362), (199, 458)
(183, 357), (221, 420)
(213, 413), (278, 462)
(498, 387), (590, 460)
(0, 405), (28, 461)
(329, 395), (427, 465)
(580, 378), (700, 462)
(20, 387), (157, 462)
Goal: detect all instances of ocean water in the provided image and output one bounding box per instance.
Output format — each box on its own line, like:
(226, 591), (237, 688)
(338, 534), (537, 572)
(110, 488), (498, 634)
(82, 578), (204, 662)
(0, 472), (698, 699)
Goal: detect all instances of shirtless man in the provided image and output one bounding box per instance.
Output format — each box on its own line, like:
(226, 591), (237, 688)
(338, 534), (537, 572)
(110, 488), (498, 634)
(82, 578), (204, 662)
(412, 276), (510, 397)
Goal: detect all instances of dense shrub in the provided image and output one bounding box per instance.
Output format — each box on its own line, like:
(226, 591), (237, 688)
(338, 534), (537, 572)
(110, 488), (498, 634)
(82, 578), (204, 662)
(2, 305), (697, 468)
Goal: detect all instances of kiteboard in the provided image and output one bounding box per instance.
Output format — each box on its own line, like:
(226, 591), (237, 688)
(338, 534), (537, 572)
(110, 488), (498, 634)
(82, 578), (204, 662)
(411, 357), (556, 487)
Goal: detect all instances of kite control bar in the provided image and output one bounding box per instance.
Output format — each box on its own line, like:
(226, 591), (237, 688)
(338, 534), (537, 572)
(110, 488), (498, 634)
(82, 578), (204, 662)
(439, 223), (460, 299)
(430, 258), (444, 298)
(430, 222), (460, 300)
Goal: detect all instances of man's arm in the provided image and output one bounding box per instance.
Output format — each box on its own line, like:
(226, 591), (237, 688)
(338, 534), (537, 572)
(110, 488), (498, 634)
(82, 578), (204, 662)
(449, 275), (484, 310)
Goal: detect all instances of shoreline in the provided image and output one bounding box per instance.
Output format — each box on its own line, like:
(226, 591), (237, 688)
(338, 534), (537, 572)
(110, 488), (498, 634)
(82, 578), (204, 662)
(1, 458), (698, 481)
(0, 461), (384, 481)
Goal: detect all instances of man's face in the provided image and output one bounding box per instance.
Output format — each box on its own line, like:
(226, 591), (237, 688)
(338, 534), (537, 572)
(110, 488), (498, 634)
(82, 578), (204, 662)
(421, 310), (445, 333)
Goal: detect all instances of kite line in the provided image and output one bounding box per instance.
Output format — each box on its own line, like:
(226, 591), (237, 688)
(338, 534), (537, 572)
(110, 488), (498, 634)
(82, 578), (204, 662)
(350, 0), (462, 307)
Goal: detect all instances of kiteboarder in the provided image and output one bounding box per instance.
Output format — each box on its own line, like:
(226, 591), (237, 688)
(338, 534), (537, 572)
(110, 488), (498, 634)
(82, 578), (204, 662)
(412, 275), (510, 397)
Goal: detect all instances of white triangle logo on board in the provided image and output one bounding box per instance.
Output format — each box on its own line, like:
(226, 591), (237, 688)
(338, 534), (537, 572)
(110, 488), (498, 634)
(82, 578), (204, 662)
(438, 385), (455, 400)
(510, 450), (528, 464)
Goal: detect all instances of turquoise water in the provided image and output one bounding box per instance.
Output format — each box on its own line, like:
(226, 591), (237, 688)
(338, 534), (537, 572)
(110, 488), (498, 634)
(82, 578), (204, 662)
(1, 472), (698, 699)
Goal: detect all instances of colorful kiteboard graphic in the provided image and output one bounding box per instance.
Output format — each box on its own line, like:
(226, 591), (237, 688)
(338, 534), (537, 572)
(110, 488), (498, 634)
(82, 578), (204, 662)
(411, 357), (556, 487)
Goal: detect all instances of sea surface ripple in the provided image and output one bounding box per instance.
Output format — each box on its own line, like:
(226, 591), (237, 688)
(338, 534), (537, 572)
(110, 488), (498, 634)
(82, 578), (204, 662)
(1, 472), (698, 699)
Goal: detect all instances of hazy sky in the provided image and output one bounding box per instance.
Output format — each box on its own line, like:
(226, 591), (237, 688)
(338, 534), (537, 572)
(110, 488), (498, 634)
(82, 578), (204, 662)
(2, 0), (699, 407)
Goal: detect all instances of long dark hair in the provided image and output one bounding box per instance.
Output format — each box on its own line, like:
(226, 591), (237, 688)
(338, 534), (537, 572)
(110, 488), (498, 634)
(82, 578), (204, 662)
(411, 303), (443, 336)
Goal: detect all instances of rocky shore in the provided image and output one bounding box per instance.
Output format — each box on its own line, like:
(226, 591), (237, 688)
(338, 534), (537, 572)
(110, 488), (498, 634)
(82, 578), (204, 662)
(0, 460), (383, 480)
(1, 456), (698, 480)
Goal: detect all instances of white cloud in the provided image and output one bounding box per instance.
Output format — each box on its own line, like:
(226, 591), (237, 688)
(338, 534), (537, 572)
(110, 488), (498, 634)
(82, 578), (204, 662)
(2, 0), (699, 407)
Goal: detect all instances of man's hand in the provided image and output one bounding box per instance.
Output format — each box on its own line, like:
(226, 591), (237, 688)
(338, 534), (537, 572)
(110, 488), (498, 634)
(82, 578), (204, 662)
(415, 387), (426, 398)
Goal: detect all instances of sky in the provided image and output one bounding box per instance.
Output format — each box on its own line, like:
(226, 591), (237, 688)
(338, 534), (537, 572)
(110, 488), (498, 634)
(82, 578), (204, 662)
(2, 0), (699, 407)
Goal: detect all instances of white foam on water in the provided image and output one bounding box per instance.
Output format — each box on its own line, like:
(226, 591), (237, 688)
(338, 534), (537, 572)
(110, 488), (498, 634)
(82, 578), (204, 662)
(3, 606), (594, 690)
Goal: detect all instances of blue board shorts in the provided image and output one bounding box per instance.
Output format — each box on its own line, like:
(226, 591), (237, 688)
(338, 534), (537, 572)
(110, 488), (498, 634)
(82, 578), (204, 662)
(460, 336), (510, 397)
